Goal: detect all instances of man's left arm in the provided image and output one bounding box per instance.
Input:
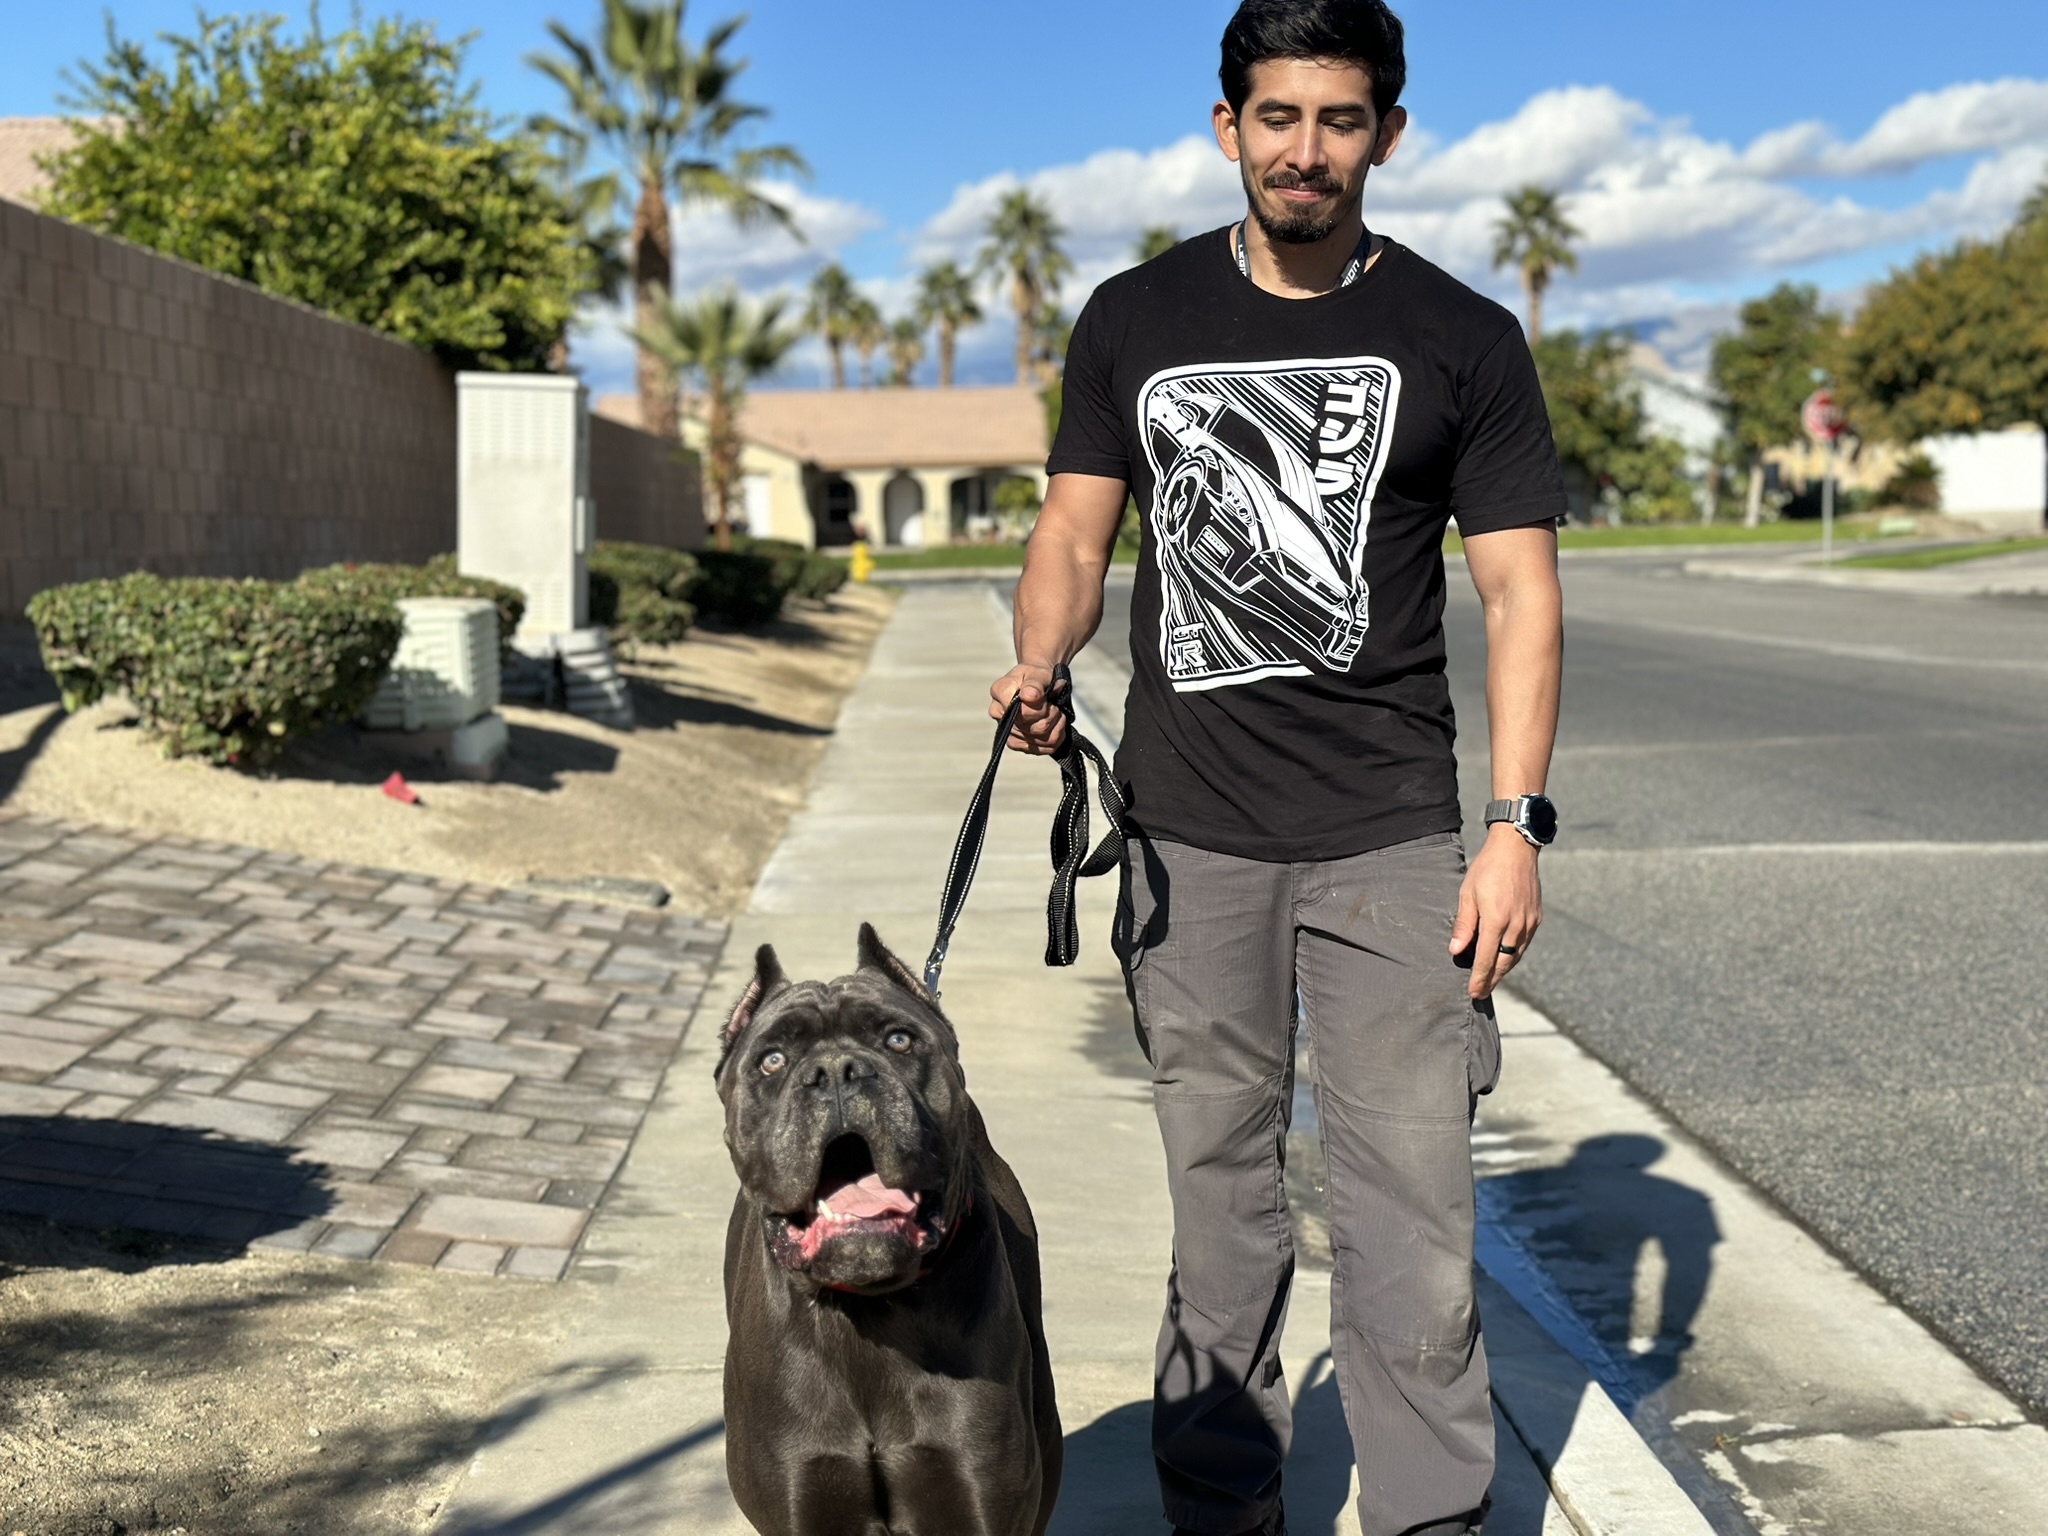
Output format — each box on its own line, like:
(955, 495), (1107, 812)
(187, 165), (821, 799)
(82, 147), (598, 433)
(1451, 525), (1563, 1000)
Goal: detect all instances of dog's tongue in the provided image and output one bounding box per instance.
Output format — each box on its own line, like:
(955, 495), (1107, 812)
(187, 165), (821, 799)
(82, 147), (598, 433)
(821, 1172), (917, 1220)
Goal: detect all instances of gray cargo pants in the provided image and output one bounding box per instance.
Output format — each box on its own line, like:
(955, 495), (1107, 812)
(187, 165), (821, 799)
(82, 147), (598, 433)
(1115, 831), (1501, 1536)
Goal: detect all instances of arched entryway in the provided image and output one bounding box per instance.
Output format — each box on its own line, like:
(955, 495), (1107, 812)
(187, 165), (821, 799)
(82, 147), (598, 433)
(883, 471), (925, 547)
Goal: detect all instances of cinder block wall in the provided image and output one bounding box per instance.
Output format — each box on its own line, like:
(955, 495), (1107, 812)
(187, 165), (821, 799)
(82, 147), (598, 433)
(0, 199), (455, 614)
(589, 414), (705, 551)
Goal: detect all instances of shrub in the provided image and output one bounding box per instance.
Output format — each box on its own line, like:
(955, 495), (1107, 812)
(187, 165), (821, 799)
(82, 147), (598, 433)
(1880, 452), (1943, 510)
(690, 550), (787, 628)
(298, 557), (525, 661)
(589, 541), (700, 643)
(28, 574), (402, 766)
(733, 536), (848, 602)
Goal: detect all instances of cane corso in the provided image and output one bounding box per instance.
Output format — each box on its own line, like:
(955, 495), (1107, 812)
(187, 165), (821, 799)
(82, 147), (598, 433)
(714, 924), (1061, 1536)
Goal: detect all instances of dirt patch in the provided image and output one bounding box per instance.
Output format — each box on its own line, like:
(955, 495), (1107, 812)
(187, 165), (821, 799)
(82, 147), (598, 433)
(0, 1218), (560, 1534)
(0, 587), (895, 1533)
(0, 587), (893, 918)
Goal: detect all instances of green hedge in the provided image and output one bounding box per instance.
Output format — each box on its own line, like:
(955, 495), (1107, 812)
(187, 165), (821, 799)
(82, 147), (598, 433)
(734, 536), (849, 602)
(28, 573), (403, 767)
(589, 541), (700, 643)
(297, 556), (525, 662)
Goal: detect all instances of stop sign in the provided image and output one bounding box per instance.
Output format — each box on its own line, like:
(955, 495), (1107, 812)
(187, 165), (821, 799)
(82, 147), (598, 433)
(1802, 388), (1846, 444)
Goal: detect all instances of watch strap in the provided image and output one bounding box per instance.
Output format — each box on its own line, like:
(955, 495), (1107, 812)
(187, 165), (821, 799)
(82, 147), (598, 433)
(1483, 798), (1518, 825)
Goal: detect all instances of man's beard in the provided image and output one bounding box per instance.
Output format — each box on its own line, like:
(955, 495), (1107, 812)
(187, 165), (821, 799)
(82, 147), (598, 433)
(1243, 163), (1359, 245)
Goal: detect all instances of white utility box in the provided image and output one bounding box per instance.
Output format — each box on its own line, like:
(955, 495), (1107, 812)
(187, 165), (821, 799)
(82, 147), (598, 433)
(456, 372), (593, 637)
(365, 597), (501, 732)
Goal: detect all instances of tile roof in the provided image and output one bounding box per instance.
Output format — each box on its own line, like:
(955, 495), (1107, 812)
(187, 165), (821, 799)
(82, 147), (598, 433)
(0, 118), (87, 207)
(595, 385), (1049, 472)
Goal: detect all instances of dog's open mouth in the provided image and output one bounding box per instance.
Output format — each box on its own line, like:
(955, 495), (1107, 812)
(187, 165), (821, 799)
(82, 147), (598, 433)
(777, 1134), (946, 1267)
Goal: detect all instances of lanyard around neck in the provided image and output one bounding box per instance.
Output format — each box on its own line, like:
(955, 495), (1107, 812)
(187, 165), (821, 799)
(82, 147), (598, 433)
(1233, 221), (1377, 291)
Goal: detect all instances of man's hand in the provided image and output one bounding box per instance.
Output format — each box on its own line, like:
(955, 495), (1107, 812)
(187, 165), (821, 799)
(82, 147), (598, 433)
(1450, 825), (1543, 1000)
(990, 664), (1067, 754)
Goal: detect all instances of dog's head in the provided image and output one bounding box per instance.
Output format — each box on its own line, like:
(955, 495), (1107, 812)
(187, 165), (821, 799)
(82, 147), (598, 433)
(714, 924), (971, 1296)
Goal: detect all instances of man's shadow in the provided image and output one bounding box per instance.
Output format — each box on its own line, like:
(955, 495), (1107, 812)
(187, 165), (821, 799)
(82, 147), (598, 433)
(1480, 1133), (1720, 1403)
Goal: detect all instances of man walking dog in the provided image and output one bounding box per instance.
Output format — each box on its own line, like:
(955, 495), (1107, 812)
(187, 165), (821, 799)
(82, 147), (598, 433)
(990, 3), (1565, 1532)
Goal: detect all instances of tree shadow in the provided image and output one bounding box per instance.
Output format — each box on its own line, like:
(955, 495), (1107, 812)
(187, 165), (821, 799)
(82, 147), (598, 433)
(1479, 1134), (1721, 1404)
(624, 674), (833, 738)
(435, 1411), (728, 1535)
(0, 1114), (334, 1269)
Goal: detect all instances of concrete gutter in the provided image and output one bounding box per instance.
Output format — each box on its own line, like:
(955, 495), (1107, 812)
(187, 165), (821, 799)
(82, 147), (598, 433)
(1683, 552), (2048, 597)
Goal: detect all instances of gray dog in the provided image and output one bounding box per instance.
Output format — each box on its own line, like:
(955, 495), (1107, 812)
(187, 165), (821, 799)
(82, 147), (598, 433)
(714, 924), (1062, 1536)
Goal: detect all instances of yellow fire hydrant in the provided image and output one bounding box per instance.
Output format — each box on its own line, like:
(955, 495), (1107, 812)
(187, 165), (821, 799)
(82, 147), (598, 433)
(849, 540), (874, 584)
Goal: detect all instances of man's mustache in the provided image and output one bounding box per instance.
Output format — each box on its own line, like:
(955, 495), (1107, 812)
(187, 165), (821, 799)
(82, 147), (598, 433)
(1262, 171), (1342, 196)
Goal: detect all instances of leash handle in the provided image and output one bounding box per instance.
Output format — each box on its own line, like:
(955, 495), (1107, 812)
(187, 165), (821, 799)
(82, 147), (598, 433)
(923, 664), (1126, 1000)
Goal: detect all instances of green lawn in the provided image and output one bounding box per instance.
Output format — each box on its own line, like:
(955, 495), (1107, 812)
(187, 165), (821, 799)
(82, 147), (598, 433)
(1839, 536), (2048, 571)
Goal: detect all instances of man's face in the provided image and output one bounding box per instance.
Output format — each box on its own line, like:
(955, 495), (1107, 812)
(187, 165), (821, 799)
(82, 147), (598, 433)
(1213, 57), (1407, 245)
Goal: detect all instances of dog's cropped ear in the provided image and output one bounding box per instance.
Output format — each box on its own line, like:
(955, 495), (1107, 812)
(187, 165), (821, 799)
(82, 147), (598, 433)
(856, 923), (935, 1006)
(720, 945), (790, 1059)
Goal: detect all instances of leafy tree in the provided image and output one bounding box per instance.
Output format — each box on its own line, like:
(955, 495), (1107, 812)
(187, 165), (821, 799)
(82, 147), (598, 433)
(914, 260), (982, 388)
(2018, 176), (2047, 233)
(42, 13), (592, 371)
(636, 287), (801, 550)
(1134, 225), (1181, 264)
(1492, 185), (1580, 344)
(1842, 213), (2048, 449)
(886, 317), (925, 388)
(804, 263), (860, 389)
(977, 188), (1072, 386)
(1534, 331), (1695, 522)
(848, 292), (885, 389)
(1710, 284), (1843, 525)
(531, 0), (804, 438)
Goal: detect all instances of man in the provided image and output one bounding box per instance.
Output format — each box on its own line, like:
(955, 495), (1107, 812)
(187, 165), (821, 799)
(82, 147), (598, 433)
(988, 3), (1565, 1533)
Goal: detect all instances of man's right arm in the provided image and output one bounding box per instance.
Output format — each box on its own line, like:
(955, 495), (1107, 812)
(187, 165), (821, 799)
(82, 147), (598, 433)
(989, 472), (1129, 753)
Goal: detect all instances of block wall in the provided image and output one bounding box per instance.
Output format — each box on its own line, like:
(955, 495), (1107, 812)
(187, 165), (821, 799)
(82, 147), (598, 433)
(589, 413), (704, 552)
(0, 200), (459, 613)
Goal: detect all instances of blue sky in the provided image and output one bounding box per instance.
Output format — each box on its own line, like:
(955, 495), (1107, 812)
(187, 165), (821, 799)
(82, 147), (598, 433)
(6, 1), (2047, 388)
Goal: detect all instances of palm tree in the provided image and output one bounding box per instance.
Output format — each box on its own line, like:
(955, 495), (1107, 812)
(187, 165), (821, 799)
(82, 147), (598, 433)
(1134, 225), (1181, 264)
(804, 263), (859, 389)
(847, 293), (885, 388)
(977, 188), (1072, 387)
(531, 0), (806, 439)
(1492, 185), (1580, 345)
(635, 287), (801, 550)
(886, 317), (926, 387)
(914, 260), (982, 388)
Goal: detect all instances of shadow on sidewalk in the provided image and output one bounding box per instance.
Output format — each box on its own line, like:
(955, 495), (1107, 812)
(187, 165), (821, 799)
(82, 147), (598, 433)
(1480, 1133), (1721, 1404)
(0, 1114), (334, 1267)
(436, 1403), (724, 1536)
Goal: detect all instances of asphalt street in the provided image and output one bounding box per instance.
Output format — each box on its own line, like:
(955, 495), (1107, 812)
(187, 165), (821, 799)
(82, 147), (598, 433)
(1072, 549), (2048, 1418)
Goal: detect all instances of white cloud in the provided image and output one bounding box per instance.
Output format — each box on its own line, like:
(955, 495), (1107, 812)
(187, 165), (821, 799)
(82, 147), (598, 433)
(670, 180), (883, 294)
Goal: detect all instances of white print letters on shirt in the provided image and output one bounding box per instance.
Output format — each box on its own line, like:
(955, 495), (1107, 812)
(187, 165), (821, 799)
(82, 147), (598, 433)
(1137, 357), (1402, 692)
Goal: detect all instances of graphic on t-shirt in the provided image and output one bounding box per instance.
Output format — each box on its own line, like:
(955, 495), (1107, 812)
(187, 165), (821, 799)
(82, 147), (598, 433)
(1138, 356), (1401, 692)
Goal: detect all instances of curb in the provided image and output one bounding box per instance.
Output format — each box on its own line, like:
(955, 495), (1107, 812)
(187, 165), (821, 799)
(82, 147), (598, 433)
(1683, 555), (2048, 598)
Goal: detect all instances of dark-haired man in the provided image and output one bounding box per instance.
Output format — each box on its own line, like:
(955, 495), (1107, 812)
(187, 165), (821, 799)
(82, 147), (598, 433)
(990, 2), (1564, 1533)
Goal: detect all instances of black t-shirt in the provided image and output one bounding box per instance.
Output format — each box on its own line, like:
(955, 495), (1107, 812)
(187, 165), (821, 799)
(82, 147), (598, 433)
(1049, 229), (1565, 862)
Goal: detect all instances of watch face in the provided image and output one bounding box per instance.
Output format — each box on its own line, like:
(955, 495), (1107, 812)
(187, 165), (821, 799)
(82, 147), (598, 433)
(1524, 796), (1558, 843)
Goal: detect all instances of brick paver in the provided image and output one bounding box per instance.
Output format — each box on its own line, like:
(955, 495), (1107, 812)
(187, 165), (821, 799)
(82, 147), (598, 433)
(0, 811), (725, 1279)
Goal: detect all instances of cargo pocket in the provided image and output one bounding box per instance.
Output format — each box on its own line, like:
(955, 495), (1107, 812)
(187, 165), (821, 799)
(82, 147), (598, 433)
(1463, 995), (1502, 1100)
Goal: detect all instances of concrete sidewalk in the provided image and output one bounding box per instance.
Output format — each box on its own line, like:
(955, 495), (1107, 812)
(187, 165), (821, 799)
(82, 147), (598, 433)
(434, 584), (1703, 1534)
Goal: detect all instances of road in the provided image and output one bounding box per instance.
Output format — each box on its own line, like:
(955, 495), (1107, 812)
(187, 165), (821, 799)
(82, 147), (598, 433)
(1075, 550), (2048, 1417)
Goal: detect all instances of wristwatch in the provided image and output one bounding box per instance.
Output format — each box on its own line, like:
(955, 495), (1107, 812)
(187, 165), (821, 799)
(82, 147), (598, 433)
(1485, 794), (1558, 848)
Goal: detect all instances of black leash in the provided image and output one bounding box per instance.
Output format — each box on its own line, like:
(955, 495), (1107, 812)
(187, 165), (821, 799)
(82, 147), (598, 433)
(923, 663), (1128, 1000)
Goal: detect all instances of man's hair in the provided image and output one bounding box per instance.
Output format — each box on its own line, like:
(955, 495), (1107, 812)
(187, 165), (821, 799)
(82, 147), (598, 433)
(1220, 0), (1407, 119)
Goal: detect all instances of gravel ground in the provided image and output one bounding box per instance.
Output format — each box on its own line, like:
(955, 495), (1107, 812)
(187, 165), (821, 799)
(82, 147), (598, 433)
(0, 586), (894, 1534)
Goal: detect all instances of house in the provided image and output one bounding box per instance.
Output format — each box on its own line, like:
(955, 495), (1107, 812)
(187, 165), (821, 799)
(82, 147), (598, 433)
(596, 386), (1049, 550)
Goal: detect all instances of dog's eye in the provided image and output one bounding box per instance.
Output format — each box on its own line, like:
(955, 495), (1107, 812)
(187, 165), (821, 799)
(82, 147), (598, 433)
(759, 1049), (788, 1076)
(883, 1029), (914, 1054)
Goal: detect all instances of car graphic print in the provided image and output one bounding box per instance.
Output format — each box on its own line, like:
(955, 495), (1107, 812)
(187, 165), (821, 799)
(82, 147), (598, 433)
(1139, 356), (1401, 692)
